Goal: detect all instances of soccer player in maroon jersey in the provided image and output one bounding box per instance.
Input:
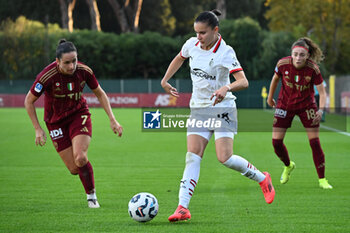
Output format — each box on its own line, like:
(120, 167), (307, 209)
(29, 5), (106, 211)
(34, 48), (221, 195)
(24, 39), (123, 208)
(267, 37), (332, 189)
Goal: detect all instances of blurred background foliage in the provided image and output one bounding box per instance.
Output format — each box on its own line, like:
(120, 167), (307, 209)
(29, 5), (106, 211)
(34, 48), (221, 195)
(0, 0), (349, 80)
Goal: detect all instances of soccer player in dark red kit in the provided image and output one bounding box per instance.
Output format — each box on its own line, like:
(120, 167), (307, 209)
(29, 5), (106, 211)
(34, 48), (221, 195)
(267, 37), (332, 189)
(24, 39), (123, 208)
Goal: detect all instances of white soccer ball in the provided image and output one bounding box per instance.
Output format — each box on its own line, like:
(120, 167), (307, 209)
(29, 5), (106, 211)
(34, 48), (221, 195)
(128, 192), (159, 222)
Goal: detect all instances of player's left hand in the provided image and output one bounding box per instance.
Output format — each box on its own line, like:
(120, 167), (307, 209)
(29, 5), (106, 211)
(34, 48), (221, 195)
(111, 120), (123, 137)
(210, 86), (228, 106)
(312, 110), (323, 125)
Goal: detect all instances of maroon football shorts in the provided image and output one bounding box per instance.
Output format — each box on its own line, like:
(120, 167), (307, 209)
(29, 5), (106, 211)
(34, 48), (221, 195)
(273, 105), (320, 129)
(46, 109), (92, 152)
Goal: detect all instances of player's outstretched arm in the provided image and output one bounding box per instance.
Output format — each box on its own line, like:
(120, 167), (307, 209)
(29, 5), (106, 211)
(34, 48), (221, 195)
(267, 73), (280, 108)
(161, 53), (185, 97)
(24, 91), (47, 146)
(92, 85), (123, 137)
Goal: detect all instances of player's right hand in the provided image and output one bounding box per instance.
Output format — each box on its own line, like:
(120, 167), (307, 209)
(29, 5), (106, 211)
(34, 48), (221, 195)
(161, 82), (179, 97)
(267, 98), (276, 108)
(35, 128), (47, 146)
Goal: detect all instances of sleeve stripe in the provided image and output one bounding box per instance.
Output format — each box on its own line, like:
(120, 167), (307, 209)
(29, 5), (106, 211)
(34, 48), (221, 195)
(180, 51), (188, 59)
(39, 67), (57, 83)
(77, 64), (93, 75)
(230, 68), (243, 74)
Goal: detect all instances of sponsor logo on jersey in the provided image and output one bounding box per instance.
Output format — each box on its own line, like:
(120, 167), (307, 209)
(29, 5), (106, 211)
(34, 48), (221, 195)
(275, 108), (287, 118)
(49, 128), (63, 140)
(34, 83), (43, 93)
(80, 127), (89, 133)
(285, 81), (293, 88)
(191, 68), (215, 80)
(232, 61), (239, 68)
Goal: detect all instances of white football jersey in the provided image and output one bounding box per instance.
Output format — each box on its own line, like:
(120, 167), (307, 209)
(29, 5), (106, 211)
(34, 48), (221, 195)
(181, 36), (243, 108)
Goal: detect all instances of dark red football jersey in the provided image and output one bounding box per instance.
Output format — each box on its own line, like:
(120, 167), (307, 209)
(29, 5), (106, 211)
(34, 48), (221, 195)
(274, 56), (323, 110)
(30, 61), (99, 123)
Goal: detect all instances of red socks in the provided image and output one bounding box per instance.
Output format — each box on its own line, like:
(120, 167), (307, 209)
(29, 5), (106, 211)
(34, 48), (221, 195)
(309, 138), (325, 178)
(273, 138), (325, 179)
(78, 161), (95, 194)
(272, 139), (290, 166)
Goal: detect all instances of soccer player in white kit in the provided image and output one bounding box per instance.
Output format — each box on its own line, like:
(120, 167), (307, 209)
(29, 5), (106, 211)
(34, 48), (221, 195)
(161, 10), (275, 222)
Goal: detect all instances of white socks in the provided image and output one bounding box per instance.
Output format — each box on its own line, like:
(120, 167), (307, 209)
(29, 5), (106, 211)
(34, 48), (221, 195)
(178, 152), (201, 208)
(177, 153), (265, 208)
(87, 192), (97, 200)
(223, 155), (265, 183)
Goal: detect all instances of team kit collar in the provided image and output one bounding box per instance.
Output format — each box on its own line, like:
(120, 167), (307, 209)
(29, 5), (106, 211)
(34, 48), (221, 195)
(195, 34), (222, 53)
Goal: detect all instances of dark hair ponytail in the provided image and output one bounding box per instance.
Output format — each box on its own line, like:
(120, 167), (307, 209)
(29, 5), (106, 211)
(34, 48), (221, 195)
(56, 39), (77, 59)
(195, 9), (222, 29)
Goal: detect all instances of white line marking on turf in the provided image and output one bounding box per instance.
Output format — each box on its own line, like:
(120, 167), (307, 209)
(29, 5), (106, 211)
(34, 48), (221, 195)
(319, 124), (350, 137)
(263, 109), (350, 137)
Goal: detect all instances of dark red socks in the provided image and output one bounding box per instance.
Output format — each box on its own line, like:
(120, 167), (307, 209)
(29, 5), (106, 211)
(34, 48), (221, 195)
(309, 138), (325, 178)
(78, 161), (95, 194)
(272, 139), (290, 166)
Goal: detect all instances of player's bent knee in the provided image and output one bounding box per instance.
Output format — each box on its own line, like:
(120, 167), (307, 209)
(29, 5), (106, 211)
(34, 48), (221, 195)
(272, 138), (283, 148)
(187, 146), (204, 157)
(186, 152), (202, 165)
(74, 153), (88, 167)
(217, 153), (231, 164)
(70, 169), (79, 175)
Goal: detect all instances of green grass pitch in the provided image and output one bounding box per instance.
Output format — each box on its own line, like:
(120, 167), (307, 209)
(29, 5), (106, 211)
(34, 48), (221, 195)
(0, 108), (349, 233)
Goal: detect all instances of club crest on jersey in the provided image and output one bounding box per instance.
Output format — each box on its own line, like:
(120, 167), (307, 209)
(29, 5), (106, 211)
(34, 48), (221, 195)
(209, 58), (214, 66)
(67, 82), (74, 91)
(305, 76), (311, 82)
(80, 81), (86, 88)
(294, 75), (300, 82)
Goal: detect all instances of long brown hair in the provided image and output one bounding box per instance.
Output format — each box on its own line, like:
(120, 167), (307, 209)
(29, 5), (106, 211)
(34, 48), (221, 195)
(291, 37), (324, 64)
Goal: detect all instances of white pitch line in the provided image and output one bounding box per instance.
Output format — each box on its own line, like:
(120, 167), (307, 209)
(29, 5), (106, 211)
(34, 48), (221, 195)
(263, 108), (350, 137)
(319, 124), (350, 137)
